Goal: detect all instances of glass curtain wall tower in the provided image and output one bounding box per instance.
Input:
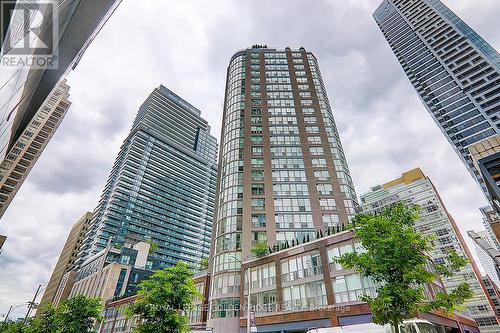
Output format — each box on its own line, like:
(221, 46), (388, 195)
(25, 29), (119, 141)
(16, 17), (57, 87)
(208, 46), (357, 332)
(77, 86), (218, 269)
(373, 0), (500, 198)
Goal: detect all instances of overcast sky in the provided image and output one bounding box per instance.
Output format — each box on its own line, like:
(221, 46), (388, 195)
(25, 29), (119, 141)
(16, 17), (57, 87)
(1, 0), (499, 320)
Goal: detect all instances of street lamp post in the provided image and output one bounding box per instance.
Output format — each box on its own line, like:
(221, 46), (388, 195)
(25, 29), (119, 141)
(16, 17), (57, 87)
(3, 304), (27, 323)
(229, 255), (252, 333)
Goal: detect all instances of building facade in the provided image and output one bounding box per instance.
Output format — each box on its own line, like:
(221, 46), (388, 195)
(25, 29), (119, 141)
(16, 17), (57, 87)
(0, 0), (121, 215)
(239, 230), (480, 333)
(99, 271), (211, 333)
(208, 46), (359, 332)
(480, 207), (500, 251)
(373, 0), (500, 201)
(38, 211), (93, 310)
(468, 230), (500, 289)
(470, 137), (500, 216)
(482, 276), (500, 317)
(69, 239), (160, 306)
(77, 86), (218, 270)
(361, 168), (500, 332)
(0, 80), (71, 218)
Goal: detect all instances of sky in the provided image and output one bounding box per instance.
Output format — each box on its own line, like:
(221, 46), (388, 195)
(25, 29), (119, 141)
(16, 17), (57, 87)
(1, 0), (500, 320)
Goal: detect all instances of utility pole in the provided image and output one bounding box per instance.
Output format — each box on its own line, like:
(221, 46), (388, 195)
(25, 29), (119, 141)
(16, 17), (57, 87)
(23, 284), (41, 324)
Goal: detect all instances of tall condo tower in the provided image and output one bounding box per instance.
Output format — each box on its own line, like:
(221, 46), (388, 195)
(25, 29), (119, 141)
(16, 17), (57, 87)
(0, 0), (121, 217)
(208, 46), (358, 332)
(38, 212), (93, 310)
(373, 0), (500, 200)
(77, 86), (218, 269)
(361, 168), (500, 332)
(0, 80), (71, 218)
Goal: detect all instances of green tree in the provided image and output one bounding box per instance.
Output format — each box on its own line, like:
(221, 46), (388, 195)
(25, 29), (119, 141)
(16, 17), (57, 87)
(338, 203), (472, 333)
(1, 296), (101, 333)
(144, 239), (159, 255)
(251, 240), (268, 258)
(57, 295), (102, 333)
(127, 261), (201, 333)
(0, 321), (26, 333)
(199, 257), (209, 270)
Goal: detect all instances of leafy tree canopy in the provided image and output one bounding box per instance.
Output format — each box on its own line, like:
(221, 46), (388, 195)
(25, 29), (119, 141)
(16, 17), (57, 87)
(251, 240), (269, 258)
(339, 203), (472, 333)
(1, 295), (102, 333)
(127, 261), (201, 333)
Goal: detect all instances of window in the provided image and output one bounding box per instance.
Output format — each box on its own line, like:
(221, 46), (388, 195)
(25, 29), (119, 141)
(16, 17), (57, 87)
(251, 116), (262, 124)
(273, 183), (308, 196)
(120, 255), (130, 265)
(281, 251), (322, 282)
(251, 126), (262, 134)
(312, 158), (327, 168)
(314, 170), (330, 181)
(282, 281), (327, 311)
(210, 298), (240, 318)
(274, 198), (311, 212)
(252, 146), (263, 156)
(251, 136), (263, 143)
(250, 290), (278, 314)
(319, 198), (336, 210)
(322, 214), (340, 227)
(307, 136), (321, 144)
(411, 322), (435, 333)
(271, 158), (304, 169)
(275, 214), (313, 229)
(306, 126), (320, 134)
(251, 170), (264, 181)
(252, 232), (267, 245)
(247, 263), (276, 289)
(272, 170), (307, 182)
(401, 325), (418, 333)
(332, 274), (364, 303)
(252, 214), (266, 227)
(251, 184), (265, 196)
(252, 198), (265, 211)
(309, 146), (324, 156)
(327, 243), (354, 271)
(212, 273), (241, 295)
(316, 183), (333, 195)
(251, 158), (264, 167)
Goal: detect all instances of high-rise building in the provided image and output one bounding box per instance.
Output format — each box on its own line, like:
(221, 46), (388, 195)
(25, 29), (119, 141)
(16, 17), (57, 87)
(469, 230), (500, 289)
(0, 0), (121, 216)
(479, 206), (500, 250)
(373, 0), (500, 202)
(0, 80), (71, 218)
(37, 212), (92, 310)
(482, 276), (500, 317)
(77, 86), (218, 270)
(361, 168), (500, 332)
(470, 138), (500, 216)
(208, 45), (358, 332)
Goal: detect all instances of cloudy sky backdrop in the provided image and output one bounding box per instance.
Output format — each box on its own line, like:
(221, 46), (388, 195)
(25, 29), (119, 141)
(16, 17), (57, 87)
(1, 0), (499, 319)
